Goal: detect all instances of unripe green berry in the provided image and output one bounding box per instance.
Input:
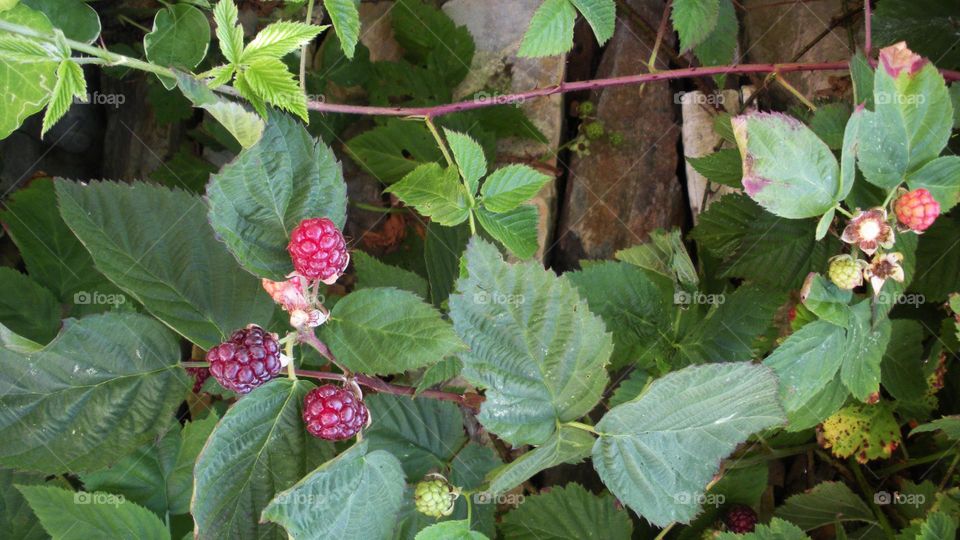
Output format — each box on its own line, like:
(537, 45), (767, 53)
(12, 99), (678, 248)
(578, 101), (595, 116)
(828, 255), (865, 290)
(608, 132), (624, 146)
(414, 477), (457, 518)
(584, 121), (605, 140)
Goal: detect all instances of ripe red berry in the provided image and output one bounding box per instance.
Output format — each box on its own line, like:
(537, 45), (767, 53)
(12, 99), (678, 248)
(287, 218), (349, 284)
(894, 188), (940, 232)
(186, 367), (210, 394)
(302, 385), (368, 441)
(724, 505), (758, 534)
(206, 325), (282, 394)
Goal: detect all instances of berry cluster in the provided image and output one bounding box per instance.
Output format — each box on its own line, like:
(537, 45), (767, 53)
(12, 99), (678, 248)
(414, 476), (458, 518)
(302, 384), (368, 441)
(724, 505), (758, 534)
(287, 217), (349, 285)
(206, 325), (283, 394)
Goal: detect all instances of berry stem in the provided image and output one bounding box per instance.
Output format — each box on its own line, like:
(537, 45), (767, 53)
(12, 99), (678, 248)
(181, 361), (209, 369)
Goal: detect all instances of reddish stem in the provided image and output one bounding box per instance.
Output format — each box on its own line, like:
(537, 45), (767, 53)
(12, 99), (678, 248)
(300, 61), (960, 117)
(864, 0), (872, 56)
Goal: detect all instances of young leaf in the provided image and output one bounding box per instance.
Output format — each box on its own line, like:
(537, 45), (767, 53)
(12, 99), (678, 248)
(475, 206), (540, 259)
(0, 313), (188, 473)
(671, 0), (720, 52)
(500, 483), (633, 540)
(261, 441), (406, 540)
(0, 268), (59, 344)
(615, 228), (699, 289)
(387, 163), (472, 226)
(479, 164), (552, 213)
(176, 72), (265, 148)
(207, 113), (347, 280)
(486, 426), (594, 496)
(686, 149), (742, 188)
(193, 379), (333, 539)
(448, 238), (612, 446)
(732, 112), (841, 219)
(213, 0), (244, 64)
(592, 362), (785, 526)
(693, 0), (737, 85)
(518, 0), (578, 58)
(56, 180), (275, 349)
(324, 0), (361, 59)
(144, 4), (210, 77)
(568, 0), (616, 46)
(363, 394), (466, 480)
(444, 129), (487, 195)
(0, 4), (58, 139)
(241, 21), (326, 62)
(242, 56), (309, 120)
(320, 288), (465, 376)
(17, 486), (167, 540)
(0, 34), (60, 63)
(41, 59), (86, 137)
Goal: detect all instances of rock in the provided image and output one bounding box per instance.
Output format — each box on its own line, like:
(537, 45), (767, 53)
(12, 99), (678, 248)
(741, 0), (857, 101)
(554, 0), (685, 268)
(444, 0), (565, 261)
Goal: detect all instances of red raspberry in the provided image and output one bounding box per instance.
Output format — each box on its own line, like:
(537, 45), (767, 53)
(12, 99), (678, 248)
(724, 505), (758, 534)
(302, 385), (368, 441)
(206, 325), (282, 394)
(186, 367), (210, 393)
(287, 218), (349, 284)
(894, 188), (940, 232)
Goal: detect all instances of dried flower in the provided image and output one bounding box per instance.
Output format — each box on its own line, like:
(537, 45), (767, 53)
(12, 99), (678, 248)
(864, 252), (905, 293)
(841, 208), (895, 255)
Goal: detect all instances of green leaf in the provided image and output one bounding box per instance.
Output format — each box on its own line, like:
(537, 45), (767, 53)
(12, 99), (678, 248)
(354, 251), (429, 298)
(346, 119), (442, 184)
(850, 52), (874, 108)
(56, 180), (274, 349)
(693, 0), (737, 85)
(0, 4), (57, 139)
(681, 285), (785, 363)
(917, 512), (959, 540)
(881, 320), (928, 406)
(690, 194), (761, 258)
(858, 58), (953, 189)
(0, 469), (47, 540)
(906, 156), (960, 212)
(732, 112), (841, 219)
(41, 59), (86, 137)
(763, 320), (846, 430)
(81, 413), (218, 516)
(0, 312), (188, 473)
(387, 163), (471, 226)
(20, 0), (100, 43)
(193, 379), (332, 539)
(809, 102), (851, 150)
(800, 273), (852, 328)
(716, 518), (810, 540)
(449, 238), (612, 446)
(213, 0), (243, 64)
(615, 228), (699, 289)
(774, 482), (875, 532)
(444, 129), (487, 195)
(242, 20), (325, 62)
(150, 147), (217, 193)
(0, 33), (60, 63)
(592, 362), (785, 526)
(911, 416), (960, 439)
(415, 357), (462, 396)
(17, 486), (167, 540)
(392, 0), (475, 86)
(424, 222), (470, 307)
(145, 4), (210, 75)
(0, 268), (59, 344)
(838, 105), (866, 205)
(608, 370), (651, 408)
(480, 164), (552, 213)
(176, 72), (265, 148)
(499, 483), (633, 540)
(839, 301), (891, 402)
(672, 0), (720, 52)
(913, 212), (960, 302)
(487, 426), (594, 496)
(207, 113), (347, 279)
(518, 0), (578, 57)
(569, 0), (616, 45)
(321, 287), (464, 376)
(262, 441), (406, 540)
(873, 0), (960, 72)
(475, 205), (540, 259)
(364, 394), (466, 480)
(417, 520), (487, 540)
(242, 57), (308, 120)
(686, 149), (742, 188)
(324, 0), (360, 59)
(567, 261), (671, 370)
